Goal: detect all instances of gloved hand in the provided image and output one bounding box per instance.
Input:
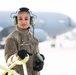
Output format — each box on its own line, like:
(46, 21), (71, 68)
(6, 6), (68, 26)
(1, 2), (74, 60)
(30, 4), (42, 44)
(17, 49), (32, 59)
(33, 54), (45, 71)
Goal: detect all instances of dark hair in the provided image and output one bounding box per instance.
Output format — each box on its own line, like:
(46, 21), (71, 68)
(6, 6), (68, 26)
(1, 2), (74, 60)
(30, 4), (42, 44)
(18, 7), (30, 14)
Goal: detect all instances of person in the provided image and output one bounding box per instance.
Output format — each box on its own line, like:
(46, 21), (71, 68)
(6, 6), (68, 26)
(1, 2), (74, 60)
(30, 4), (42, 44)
(4, 7), (45, 75)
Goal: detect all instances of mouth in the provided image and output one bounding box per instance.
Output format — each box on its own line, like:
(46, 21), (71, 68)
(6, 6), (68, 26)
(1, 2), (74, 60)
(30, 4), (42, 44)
(21, 24), (26, 27)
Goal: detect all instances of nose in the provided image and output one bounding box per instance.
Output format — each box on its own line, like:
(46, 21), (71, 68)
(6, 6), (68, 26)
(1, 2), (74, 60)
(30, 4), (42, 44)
(22, 19), (26, 23)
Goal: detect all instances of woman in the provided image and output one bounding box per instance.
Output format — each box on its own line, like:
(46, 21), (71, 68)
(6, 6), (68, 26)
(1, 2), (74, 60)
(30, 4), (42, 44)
(4, 7), (45, 75)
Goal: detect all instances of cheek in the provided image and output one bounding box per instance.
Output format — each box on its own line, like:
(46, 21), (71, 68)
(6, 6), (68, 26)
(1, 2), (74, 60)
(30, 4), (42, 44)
(28, 20), (30, 25)
(17, 20), (21, 24)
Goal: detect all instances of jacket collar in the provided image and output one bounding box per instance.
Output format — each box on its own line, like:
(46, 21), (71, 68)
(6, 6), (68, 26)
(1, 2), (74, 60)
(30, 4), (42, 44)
(16, 26), (30, 35)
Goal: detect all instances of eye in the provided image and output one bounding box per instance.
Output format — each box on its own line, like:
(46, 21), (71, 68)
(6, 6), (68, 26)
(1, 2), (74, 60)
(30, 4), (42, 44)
(25, 18), (29, 20)
(19, 18), (22, 20)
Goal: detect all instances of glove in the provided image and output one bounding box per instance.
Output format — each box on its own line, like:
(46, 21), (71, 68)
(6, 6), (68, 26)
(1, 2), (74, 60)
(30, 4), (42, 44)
(33, 53), (45, 71)
(33, 60), (44, 71)
(17, 49), (32, 59)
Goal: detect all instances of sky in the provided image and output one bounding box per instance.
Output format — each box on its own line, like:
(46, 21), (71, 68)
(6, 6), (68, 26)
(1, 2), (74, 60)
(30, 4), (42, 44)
(0, 0), (76, 22)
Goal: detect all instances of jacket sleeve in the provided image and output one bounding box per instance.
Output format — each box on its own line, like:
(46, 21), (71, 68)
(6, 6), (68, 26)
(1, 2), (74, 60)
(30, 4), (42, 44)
(4, 38), (18, 66)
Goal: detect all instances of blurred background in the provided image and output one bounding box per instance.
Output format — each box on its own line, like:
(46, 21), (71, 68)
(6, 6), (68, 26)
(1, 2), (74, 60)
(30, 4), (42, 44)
(0, 0), (76, 75)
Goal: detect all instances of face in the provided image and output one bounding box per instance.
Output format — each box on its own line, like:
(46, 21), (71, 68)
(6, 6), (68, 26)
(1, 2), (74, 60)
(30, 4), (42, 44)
(17, 12), (30, 29)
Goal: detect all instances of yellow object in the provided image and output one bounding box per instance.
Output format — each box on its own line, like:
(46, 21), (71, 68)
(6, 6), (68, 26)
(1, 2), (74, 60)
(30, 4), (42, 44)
(0, 55), (29, 75)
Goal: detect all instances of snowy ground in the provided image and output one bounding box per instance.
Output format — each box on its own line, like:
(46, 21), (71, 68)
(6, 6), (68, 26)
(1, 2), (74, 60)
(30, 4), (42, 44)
(0, 40), (76, 75)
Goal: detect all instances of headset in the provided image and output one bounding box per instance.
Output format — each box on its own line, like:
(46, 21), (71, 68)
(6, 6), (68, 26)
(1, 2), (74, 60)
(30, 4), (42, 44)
(11, 7), (37, 26)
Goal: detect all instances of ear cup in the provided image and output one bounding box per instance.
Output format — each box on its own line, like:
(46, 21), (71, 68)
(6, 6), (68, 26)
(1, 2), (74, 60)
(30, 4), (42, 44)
(30, 16), (35, 26)
(12, 16), (17, 25)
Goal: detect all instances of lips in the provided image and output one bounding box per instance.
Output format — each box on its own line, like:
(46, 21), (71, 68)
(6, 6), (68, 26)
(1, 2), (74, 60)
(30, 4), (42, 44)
(21, 24), (26, 26)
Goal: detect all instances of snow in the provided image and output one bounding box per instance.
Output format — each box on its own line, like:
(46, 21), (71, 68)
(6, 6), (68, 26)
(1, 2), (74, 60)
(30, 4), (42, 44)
(0, 40), (76, 75)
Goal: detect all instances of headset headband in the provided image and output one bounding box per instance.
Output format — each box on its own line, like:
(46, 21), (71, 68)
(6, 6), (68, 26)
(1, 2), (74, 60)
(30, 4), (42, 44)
(17, 7), (30, 14)
(10, 7), (37, 19)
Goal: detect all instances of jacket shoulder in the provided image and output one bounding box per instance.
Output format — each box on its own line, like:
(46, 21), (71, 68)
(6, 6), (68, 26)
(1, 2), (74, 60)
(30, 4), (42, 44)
(6, 30), (19, 40)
